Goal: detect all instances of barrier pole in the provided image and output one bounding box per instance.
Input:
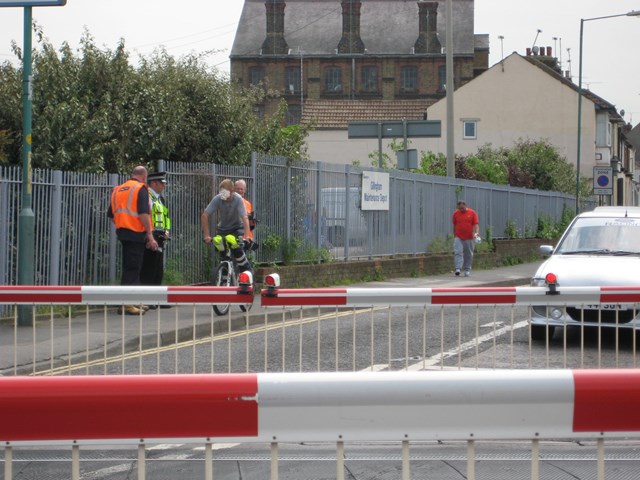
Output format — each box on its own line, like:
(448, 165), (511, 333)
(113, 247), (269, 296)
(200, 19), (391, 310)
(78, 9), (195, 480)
(138, 443), (146, 480)
(205, 442), (213, 480)
(402, 440), (410, 480)
(467, 440), (475, 480)
(597, 438), (605, 480)
(72, 444), (80, 480)
(337, 441), (345, 480)
(4, 445), (12, 480)
(531, 438), (540, 480)
(270, 442), (279, 480)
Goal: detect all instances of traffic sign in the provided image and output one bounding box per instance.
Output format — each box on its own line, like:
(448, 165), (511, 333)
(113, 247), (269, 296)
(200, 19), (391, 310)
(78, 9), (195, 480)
(593, 166), (613, 195)
(0, 1), (66, 6)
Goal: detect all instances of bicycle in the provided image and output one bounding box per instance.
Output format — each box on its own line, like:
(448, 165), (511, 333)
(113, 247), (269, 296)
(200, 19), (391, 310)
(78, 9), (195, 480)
(212, 235), (255, 316)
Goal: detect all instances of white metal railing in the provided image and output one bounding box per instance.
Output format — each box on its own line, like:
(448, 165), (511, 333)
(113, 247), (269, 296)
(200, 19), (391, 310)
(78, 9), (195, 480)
(1, 370), (640, 480)
(1, 284), (640, 375)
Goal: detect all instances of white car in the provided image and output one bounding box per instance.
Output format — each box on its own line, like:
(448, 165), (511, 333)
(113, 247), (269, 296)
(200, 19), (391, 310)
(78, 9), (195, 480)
(530, 206), (640, 341)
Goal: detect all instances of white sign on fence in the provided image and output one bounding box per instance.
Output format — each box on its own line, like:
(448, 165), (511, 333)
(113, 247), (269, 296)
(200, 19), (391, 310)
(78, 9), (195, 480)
(361, 171), (389, 211)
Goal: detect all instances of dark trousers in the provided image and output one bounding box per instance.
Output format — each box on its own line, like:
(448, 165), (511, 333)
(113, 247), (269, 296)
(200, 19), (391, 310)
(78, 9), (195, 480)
(120, 240), (146, 286)
(141, 248), (164, 286)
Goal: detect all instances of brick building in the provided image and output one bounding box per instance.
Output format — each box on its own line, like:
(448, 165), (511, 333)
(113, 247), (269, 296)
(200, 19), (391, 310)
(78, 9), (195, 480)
(230, 0), (489, 125)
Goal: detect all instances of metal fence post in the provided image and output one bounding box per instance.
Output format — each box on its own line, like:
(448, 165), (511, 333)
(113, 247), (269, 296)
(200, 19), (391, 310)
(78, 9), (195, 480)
(343, 165), (350, 260)
(316, 162), (322, 254)
(48, 170), (63, 286)
(108, 173), (119, 284)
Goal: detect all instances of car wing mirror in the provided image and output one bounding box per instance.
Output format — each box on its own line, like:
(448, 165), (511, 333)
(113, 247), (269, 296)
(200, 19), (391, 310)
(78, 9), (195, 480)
(539, 245), (554, 257)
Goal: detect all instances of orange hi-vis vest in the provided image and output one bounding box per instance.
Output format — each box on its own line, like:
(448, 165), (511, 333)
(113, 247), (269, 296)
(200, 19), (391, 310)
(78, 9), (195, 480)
(111, 180), (146, 232)
(242, 197), (253, 239)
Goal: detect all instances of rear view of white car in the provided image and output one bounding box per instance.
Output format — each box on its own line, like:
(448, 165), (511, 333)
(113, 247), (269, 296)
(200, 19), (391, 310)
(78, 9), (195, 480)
(530, 206), (640, 341)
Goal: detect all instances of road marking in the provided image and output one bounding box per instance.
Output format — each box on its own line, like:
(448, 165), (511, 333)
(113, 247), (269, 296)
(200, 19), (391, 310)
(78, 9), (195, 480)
(148, 443), (184, 450)
(36, 307), (385, 375)
(405, 320), (529, 370)
(193, 443), (240, 451)
(81, 464), (131, 479)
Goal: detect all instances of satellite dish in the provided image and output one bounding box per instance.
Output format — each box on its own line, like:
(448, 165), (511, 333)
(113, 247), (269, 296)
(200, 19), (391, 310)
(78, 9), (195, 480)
(532, 46), (540, 55)
(620, 109), (625, 117)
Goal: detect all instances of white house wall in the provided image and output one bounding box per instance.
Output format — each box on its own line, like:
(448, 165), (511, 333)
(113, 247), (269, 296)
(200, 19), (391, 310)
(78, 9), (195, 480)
(305, 54), (598, 179)
(425, 54), (596, 178)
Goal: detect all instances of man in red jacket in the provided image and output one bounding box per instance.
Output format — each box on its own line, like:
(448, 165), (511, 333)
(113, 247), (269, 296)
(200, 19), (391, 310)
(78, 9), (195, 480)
(452, 200), (480, 277)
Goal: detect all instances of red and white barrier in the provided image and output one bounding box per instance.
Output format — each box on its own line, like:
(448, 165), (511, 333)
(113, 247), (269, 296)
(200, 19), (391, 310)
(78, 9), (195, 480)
(261, 286), (640, 307)
(0, 285), (254, 305)
(1, 370), (639, 444)
(3, 285), (639, 308)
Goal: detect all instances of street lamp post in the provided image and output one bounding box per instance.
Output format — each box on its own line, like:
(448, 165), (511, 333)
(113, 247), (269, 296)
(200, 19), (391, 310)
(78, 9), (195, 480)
(576, 10), (640, 213)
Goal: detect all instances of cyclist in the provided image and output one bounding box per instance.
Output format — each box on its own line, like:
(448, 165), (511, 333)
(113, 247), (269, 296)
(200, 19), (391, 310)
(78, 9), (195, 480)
(201, 178), (253, 274)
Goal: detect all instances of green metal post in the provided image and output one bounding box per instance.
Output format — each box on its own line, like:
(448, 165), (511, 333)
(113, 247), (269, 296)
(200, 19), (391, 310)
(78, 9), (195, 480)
(17, 6), (34, 326)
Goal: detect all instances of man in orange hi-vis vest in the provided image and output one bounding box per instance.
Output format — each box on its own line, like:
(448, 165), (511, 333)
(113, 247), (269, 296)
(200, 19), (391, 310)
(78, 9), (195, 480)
(108, 165), (158, 315)
(234, 179), (255, 240)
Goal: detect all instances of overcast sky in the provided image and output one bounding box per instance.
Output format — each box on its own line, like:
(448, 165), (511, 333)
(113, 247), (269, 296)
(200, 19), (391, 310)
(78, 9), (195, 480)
(1, 0), (639, 123)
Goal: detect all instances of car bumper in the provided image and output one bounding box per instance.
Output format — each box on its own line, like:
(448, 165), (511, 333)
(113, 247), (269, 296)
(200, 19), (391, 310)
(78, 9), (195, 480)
(530, 305), (640, 329)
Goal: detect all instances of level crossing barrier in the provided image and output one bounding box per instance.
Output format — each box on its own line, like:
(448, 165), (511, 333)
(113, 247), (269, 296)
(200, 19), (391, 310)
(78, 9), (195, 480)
(1, 284), (640, 376)
(1, 370), (640, 480)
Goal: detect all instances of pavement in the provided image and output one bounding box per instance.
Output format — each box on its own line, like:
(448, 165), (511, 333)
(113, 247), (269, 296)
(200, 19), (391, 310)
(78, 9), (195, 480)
(0, 260), (542, 375)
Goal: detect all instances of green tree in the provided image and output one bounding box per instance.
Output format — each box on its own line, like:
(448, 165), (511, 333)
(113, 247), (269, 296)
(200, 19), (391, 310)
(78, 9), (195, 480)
(411, 140), (590, 196)
(0, 27), (308, 173)
(0, 130), (11, 164)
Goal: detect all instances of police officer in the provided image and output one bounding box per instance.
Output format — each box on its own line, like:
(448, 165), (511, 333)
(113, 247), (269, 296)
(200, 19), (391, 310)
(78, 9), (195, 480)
(108, 166), (158, 315)
(141, 171), (171, 308)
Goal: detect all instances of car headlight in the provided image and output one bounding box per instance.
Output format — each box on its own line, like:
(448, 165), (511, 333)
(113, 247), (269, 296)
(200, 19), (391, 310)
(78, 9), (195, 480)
(531, 277), (546, 287)
(532, 305), (564, 320)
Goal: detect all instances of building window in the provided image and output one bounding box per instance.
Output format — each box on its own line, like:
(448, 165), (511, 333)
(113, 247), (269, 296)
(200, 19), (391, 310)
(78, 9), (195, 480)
(285, 66), (301, 94)
(437, 65), (446, 93)
(253, 104), (265, 120)
(400, 66), (418, 93)
(324, 67), (342, 93)
(463, 120), (477, 139)
(361, 66), (378, 93)
(249, 67), (264, 87)
(286, 104), (301, 125)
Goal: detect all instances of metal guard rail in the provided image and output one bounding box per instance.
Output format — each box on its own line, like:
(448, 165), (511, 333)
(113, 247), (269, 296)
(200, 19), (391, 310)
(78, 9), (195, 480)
(1, 370), (640, 445)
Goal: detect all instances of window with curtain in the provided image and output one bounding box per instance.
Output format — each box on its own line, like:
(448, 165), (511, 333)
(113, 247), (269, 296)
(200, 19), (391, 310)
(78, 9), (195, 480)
(285, 66), (301, 94)
(324, 67), (342, 93)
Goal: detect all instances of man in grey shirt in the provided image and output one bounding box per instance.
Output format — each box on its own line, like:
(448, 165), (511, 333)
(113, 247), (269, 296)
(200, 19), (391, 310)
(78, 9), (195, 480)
(201, 178), (252, 273)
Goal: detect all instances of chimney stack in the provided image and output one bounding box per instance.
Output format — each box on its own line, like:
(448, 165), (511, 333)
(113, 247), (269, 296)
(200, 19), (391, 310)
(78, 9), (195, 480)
(337, 0), (365, 54)
(261, 0), (289, 55)
(414, 2), (442, 54)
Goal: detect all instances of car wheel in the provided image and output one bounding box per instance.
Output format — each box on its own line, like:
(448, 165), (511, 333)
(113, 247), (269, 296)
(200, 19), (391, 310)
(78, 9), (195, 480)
(531, 324), (555, 341)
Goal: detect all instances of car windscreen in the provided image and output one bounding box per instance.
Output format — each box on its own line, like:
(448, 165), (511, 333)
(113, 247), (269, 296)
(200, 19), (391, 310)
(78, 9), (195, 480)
(556, 217), (640, 255)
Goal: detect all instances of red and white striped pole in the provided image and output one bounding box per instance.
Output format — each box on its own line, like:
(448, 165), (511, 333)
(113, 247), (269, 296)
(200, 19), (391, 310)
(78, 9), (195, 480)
(260, 285), (640, 307)
(0, 285), (253, 306)
(1, 370), (639, 444)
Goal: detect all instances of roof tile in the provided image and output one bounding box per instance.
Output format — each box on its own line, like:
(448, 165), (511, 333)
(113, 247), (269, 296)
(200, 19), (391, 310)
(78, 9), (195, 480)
(301, 99), (434, 129)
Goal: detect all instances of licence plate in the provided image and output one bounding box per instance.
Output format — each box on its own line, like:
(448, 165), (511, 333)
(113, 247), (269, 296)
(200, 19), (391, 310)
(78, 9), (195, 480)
(581, 304), (632, 310)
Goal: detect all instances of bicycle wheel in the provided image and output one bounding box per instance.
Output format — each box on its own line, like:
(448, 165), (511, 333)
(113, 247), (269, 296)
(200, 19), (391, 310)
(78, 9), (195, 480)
(213, 262), (232, 316)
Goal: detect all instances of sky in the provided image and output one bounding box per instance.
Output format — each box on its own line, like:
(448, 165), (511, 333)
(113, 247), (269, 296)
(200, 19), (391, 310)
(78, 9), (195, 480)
(1, 0), (639, 124)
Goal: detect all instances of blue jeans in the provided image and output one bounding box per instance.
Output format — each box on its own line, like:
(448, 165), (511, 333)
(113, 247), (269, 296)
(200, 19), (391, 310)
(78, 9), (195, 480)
(453, 237), (474, 272)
